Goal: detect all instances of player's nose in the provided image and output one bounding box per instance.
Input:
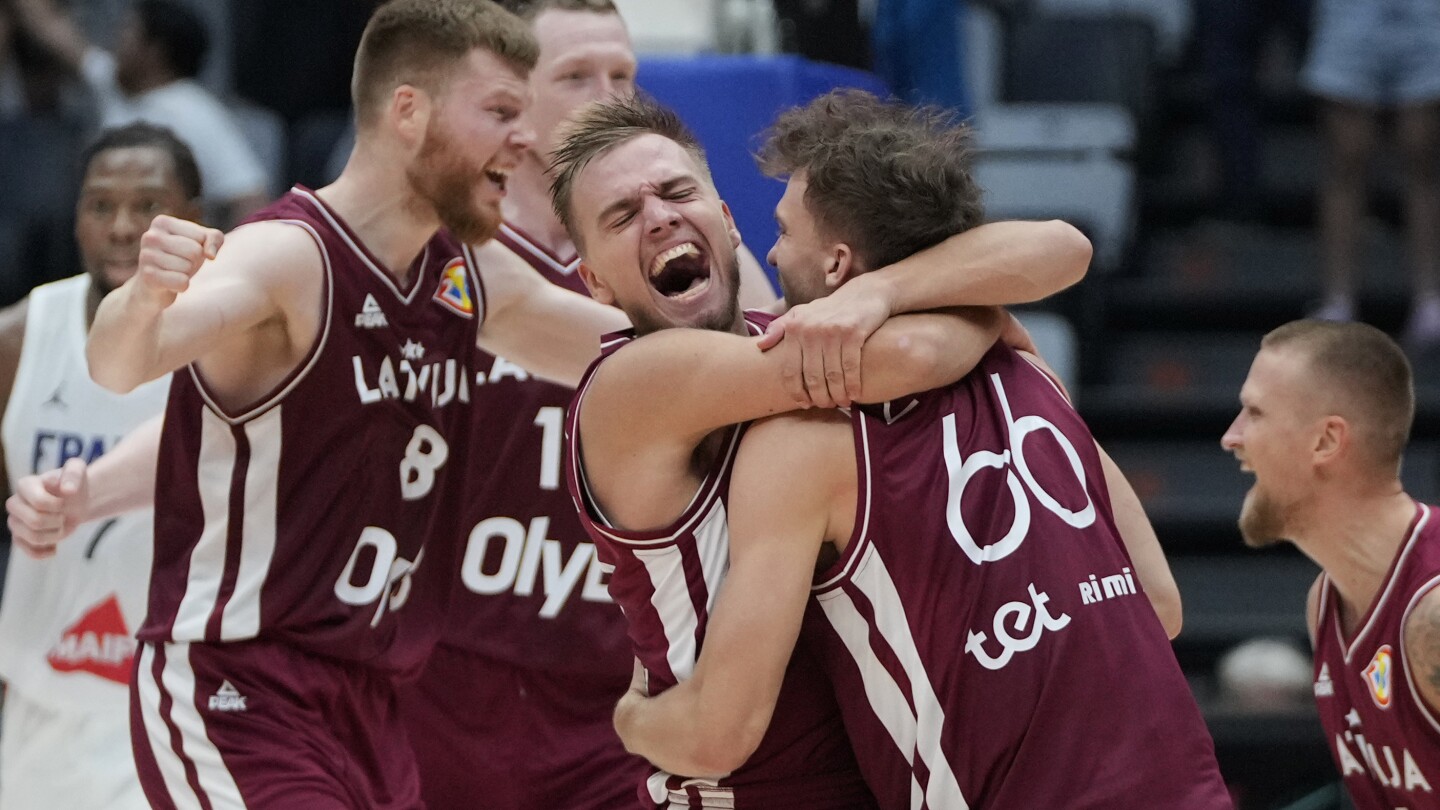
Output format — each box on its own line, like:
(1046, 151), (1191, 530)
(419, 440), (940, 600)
(1220, 414), (1243, 452)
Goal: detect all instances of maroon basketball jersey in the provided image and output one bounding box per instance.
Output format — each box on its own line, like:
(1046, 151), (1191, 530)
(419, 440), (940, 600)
(442, 222), (629, 687)
(139, 186), (483, 675)
(1313, 503), (1440, 808)
(805, 344), (1232, 809)
(565, 311), (875, 809)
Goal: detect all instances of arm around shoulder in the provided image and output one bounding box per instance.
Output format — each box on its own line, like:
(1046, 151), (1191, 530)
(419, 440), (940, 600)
(473, 240), (629, 388)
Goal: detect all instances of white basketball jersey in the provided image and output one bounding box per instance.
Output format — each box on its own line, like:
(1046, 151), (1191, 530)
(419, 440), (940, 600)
(0, 275), (169, 711)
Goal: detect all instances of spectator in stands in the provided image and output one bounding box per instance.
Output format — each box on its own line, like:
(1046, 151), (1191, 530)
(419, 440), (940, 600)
(1303, 0), (1440, 348)
(1194, 0), (1311, 222)
(9, 0), (268, 226)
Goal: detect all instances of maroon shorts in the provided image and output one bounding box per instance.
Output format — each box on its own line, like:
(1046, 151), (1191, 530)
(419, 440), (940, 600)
(399, 642), (648, 809)
(130, 639), (421, 810)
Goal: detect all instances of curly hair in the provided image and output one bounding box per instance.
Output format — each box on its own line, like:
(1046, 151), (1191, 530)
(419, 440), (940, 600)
(757, 89), (984, 270)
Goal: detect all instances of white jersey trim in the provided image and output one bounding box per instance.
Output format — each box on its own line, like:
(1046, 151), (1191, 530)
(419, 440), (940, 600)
(815, 547), (969, 809)
(219, 408), (282, 639)
(136, 645), (203, 810)
(499, 222), (579, 275)
(137, 643), (246, 809)
(170, 410), (238, 640)
(190, 219), (335, 426)
(292, 186), (425, 305)
(1341, 504), (1430, 664)
(461, 242), (488, 326)
(814, 410), (875, 592)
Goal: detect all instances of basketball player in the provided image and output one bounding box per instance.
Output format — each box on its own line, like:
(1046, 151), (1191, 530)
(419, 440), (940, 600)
(5, 12), (1082, 807)
(398, 2), (684, 806)
(0, 123), (196, 810)
(1223, 320), (1440, 808)
(608, 92), (1233, 809)
(76, 2), (634, 807)
(550, 94), (1093, 807)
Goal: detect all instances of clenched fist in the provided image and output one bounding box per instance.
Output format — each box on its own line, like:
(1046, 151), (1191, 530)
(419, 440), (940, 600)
(133, 215), (224, 310)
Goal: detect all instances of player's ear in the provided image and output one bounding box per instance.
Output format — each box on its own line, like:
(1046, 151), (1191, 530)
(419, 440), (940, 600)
(390, 84), (431, 152)
(577, 261), (615, 306)
(824, 243), (856, 291)
(1313, 415), (1348, 467)
(720, 201), (741, 248)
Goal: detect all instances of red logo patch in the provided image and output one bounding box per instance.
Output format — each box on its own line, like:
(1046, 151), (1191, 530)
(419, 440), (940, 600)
(46, 594), (135, 685)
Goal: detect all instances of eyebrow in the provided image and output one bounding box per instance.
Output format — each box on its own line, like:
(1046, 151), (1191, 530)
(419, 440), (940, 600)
(594, 174), (697, 228)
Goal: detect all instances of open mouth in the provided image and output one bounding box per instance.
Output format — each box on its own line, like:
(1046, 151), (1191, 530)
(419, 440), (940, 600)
(648, 242), (711, 298)
(483, 167), (509, 192)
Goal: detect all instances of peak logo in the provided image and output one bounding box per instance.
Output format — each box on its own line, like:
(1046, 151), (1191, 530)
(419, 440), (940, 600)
(46, 594), (135, 685)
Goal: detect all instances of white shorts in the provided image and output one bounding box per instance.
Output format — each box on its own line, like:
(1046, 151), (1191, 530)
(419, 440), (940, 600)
(1303, 0), (1440, 106)
(0, 685), (147, 810)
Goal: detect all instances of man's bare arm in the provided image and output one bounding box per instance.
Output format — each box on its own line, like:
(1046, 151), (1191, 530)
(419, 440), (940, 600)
(762, 220), (1091, 406)
(584, 306), (1001, 456)
(473, 239), (629, 388)
(614, 412), (845, 775)
(88, 217), (314, 395)
(1096, 443), (1182, 638)
(9, 0), (89, 73)
(7, 414), (161, 557)
(1403, 587), (1440, 714)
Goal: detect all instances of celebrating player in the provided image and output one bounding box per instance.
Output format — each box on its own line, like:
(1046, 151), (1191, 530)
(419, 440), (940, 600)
(551, 92), (1093, 807)
(1224, 320), (1440, 807)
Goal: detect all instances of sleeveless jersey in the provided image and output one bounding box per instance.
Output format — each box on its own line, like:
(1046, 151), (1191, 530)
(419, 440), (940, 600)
(566, 311), (874, 809)
(0, 275), (170, 711)
(442, 222), (628, 686)
(1313, 503), (1440, 809)
(138, 187), (483, 675)
(806, 344), (1231, 809)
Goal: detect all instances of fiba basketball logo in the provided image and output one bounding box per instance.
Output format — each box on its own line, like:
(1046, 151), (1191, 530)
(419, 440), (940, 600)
(942, 372), (1096, 566)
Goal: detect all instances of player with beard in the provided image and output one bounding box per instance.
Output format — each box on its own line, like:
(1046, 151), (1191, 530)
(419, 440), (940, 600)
(1223, 320), (1440, 808)
(608, 92), (1231, 810)
(550, 94), (1092, 807)
(0, 123), (197, 810)
(75, 2), (629, 807)
(398, 2), (663, 806)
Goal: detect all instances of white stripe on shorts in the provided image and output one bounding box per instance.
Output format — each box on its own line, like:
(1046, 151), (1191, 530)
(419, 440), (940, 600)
(139, 643), (248, 809)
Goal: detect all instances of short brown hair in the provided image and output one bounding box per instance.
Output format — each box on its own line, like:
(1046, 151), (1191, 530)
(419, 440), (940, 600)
(758, 89), (984, 270)
(352, 0), (539, 127)
(495, 0), (618, 21)
(1262, 319), (1415, 470)
(548, 93), (712, 245)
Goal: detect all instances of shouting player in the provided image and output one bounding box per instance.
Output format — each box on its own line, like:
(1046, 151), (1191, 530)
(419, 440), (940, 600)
(551, 93), (1093, 807)
(608, 91), (1233, 809)
(1225, 320), (1440, 807)
(78, 2), (628, 807)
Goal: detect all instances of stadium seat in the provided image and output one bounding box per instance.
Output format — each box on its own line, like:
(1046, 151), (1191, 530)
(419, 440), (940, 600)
(974, 153), (1135, 271)
(1031, 0), (1192, 65)
(1004, 13), (1158, 129)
